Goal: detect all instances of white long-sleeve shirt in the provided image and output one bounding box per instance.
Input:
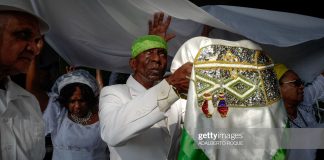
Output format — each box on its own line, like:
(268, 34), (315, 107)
(99, 75), (185, 160)
(0, 78), (45, 160)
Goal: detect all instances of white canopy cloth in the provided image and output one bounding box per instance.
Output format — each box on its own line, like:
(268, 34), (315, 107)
(25, 0), (324, 82)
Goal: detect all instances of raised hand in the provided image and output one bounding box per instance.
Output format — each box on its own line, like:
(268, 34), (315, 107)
(148, 12), (176, 42)
(65, 66), (76, 73)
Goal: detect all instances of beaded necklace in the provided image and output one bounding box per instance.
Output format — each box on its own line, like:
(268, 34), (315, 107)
(70, 111), (92, 125)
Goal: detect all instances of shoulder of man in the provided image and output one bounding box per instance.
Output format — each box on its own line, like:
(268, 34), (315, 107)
(100, 84), (130, 97)
(7, 80), (43, 117)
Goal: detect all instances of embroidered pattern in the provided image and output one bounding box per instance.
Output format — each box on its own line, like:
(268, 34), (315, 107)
(194, 44), (280, 117)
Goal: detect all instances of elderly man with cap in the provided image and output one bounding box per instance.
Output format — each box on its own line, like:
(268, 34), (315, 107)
(0, 0), (49, 159)
(99, 34), (192, 160)
(274, 64), (324, 128)
(274, 64), (324, 160)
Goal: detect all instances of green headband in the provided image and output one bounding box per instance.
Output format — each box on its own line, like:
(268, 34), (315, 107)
(131, 35), (167, 58)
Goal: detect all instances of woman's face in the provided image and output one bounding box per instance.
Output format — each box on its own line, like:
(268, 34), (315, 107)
(68, 86), (89, 117)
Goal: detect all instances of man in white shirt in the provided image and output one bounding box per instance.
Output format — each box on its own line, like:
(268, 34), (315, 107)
(274, 64), (324, 160)
(0, 1), (49, 159)
(99, 33), (192, 159)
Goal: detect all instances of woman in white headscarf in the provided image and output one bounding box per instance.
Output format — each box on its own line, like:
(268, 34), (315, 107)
(43, 69), (109, 160)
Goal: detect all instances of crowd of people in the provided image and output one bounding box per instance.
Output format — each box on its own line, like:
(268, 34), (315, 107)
(0, 1), (323, 160)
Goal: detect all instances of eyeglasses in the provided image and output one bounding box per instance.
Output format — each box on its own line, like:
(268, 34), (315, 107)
(281, 79), (304, 87)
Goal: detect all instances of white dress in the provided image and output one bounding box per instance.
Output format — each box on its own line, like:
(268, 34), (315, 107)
(43, 99), (109, 160)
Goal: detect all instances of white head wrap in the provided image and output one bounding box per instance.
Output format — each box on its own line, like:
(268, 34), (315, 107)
(50, 69), (99, 97)
(44, 69), (99, 133)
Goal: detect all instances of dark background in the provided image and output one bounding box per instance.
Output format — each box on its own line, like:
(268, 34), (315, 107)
(190, 0), (324, 19)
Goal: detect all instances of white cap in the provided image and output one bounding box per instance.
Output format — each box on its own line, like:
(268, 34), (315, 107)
(0, 0), (49, 33)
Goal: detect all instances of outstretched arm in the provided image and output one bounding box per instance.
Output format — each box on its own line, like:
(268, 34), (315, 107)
(96, 69), (104, 90)
(201, 25), (214, 37)
(148, 12), (175, 42)
(99, 80), (179, 146)
(303, 75), (324, 104)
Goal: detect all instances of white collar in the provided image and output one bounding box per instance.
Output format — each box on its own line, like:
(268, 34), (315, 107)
(126, 75), (147, 98)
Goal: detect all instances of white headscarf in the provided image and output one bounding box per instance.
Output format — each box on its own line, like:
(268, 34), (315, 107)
(44, 69), (99, 134)
(49, 69), (99, 98)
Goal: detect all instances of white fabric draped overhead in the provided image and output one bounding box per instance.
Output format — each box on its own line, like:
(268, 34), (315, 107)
(29, 0), (324, 82)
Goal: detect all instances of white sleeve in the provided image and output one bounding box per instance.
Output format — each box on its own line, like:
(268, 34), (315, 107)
(302, 75), (324, 105)
(42, 96), (64, 135)
(99, 80), (178, 146)
(170, 36), (208, 73)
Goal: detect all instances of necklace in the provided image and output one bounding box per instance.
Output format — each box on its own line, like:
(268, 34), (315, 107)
(288, 109), (308, 128)
(70, 111), (92, 125)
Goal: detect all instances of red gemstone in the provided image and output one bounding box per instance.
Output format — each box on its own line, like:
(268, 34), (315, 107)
(218, 107), (228, 117)
(201, 100), (211, 117)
